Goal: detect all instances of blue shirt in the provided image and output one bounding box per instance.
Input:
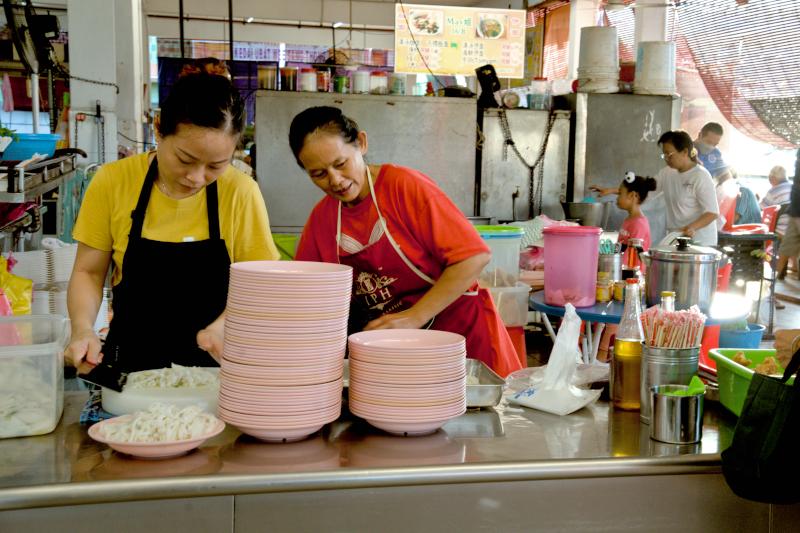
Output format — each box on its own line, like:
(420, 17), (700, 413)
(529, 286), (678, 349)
(694, 142), (729, 179)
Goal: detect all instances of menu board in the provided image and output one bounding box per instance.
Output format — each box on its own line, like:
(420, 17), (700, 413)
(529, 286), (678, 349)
(394, 3), (526, 78)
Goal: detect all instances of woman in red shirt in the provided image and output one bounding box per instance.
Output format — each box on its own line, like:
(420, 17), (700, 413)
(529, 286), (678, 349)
(290, 106), (521, 377)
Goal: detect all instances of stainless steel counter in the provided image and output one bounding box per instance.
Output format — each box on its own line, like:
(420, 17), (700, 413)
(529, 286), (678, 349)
(1, 392), (797, 532)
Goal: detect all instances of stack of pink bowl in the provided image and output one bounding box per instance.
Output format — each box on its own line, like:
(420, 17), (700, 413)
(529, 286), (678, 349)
(218, 260), (352, 443)
(348, 329), (467, 437)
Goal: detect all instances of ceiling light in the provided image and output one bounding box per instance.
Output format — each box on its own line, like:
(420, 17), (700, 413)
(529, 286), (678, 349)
(333, 21), (345, 28)
(245, 16), (254, 24)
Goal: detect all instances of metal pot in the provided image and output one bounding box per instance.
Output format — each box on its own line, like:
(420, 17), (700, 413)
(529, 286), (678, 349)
(640, 237), (722, 312)
(560, 202), (608, 228)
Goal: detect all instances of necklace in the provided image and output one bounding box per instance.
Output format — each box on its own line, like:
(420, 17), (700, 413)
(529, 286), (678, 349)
(156, 178), (172, 197)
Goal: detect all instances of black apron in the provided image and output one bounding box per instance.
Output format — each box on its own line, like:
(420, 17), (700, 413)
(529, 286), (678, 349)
(103, 156), (230, 372)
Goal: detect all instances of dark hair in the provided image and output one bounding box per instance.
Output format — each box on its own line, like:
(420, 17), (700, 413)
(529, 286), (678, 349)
(289, 106), (361, 167)
(158, 73), (244, 138)
(620, 175), (657, 203)
(658, 130), (698, 163)
(700, 122), (724, 137)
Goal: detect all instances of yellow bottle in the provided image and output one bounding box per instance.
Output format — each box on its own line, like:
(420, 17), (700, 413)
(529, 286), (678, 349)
(612, 278), (644, 411)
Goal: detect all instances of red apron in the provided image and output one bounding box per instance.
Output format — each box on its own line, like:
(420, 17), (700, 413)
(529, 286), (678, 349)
(336, 168), (522, 377)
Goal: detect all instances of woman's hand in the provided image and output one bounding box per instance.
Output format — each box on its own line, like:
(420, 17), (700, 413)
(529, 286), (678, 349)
(65, 328), (103, 375)
(589, 185), (619, 197)
(364, 309), (428, 331)
(197, 315), (225, 363)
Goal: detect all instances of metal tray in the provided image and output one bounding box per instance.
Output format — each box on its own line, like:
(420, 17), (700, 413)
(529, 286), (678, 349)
(443, 408), (505, 438)
(466, 359), (506, 408)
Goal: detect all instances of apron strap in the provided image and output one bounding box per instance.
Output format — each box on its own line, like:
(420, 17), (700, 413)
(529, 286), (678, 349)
(337, 166), (437, 285)
(129, 155), (222, 241)
(129, 156), (160, 241)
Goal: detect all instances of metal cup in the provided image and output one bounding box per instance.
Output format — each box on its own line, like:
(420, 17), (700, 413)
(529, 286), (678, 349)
(649, 385), (704, 444)
(640, 345), (699, 424)
(598, 253), (622, 281)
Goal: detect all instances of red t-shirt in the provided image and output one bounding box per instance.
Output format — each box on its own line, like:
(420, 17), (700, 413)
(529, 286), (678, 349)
(618, 214), (652, 251)
(296, 164), (489, 279)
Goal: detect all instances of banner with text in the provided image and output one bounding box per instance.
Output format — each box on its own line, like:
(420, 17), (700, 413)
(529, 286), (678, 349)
(394, 4), (526, 78)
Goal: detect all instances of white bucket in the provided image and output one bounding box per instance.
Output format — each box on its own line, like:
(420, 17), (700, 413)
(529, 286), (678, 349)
(578, 26), (619, 74)
(634, 41), (676, 95)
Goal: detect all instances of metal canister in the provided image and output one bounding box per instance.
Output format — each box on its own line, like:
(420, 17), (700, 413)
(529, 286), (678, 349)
(334, 75), (349, 93)
(640, 345), (700, 424)
(650, 384), (704, 444)
(598, 253), (622, 281)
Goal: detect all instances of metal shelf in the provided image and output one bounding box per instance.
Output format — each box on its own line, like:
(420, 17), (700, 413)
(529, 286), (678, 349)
(0, 169), (78, 203)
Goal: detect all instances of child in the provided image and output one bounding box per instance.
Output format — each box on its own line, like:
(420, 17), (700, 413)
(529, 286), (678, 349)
(616, 171), (657, 252)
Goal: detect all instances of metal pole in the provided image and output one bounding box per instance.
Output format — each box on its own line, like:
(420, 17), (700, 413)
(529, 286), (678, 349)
(30, 73), (39, 134)
(179, 0), (185, 59)
(47, 70), (55, 134)
(228, 0), (234, 61)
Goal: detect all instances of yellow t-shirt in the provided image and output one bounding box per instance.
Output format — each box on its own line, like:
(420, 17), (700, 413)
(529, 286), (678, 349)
(73, 153), (279, 286)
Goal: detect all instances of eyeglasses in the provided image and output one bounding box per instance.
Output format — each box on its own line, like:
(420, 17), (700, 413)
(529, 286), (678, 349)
(660, 151), (676, 161)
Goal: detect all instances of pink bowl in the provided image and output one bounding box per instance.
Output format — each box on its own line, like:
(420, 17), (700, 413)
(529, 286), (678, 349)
(218, 395), (342, 416)
(221, 357), (343, 377)
(220, 377), (343, 397)
(349, 377), (465, 398)
(223, 338), (346, 354)
(365, 417), (457, 437)
(218, 403), (341, 427)
(231, 260), (353, 276)
(349, 358), (464, 375)
(220, 369), (343, 387)
(222, 348), (345, 367)
(348, 329), (466, 351)
(348, 391), (463, 408)
(349, 350), (466, 366)
(224, 329), (346, 344)
(88, 416), (225, 459)
(219, 389), (342, 408)
(349, 368), (466, 386)
(231, 423), (326, 443)
(350, 399), (466, 420)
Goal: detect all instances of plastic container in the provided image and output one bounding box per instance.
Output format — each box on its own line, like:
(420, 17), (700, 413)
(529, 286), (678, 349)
(709, 348), (788, 416)
(334, 75), (349, 94)
(390, 73), (406, 95)
(634, 41), (676, 96)
(577, 26), (619, 94)
(543, 226), (602, 307)
(279, 67), (297, 91)
(529, 77), (551, 110)
(2, 133), (61, 161)
(273, 233), (300, 261)
(316, 70), (331, 92)
(352, 71), (371, 94)
(299, 68), (318, 92)
(0, 315), (69, 438)
(370, 71), (388, 94)
(475, 225), (525, 288)
(257, 65), (277, 90)
(488, 282), (530, 327)
(719, 323), (766, 349)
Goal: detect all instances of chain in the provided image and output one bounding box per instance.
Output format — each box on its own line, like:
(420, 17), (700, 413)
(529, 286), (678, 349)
(498, 108), (557, 218)
(98, 117), (105, 164)
(68, 74), (120, 94)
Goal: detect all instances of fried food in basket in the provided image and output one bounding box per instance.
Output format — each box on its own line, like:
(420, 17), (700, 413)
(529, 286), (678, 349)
(732, 351), (752, 367)
(754, 356), (779, 376)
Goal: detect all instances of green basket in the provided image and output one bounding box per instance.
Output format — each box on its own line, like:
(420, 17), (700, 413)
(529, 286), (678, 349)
(709, 348), (792, 416)
(273, 234), (299, 261)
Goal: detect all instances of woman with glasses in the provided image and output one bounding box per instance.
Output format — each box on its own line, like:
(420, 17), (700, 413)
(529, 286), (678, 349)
(593, 130), (719, 246)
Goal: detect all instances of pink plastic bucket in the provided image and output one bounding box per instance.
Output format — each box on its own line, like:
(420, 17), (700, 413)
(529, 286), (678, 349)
(543, 226), (602, 307)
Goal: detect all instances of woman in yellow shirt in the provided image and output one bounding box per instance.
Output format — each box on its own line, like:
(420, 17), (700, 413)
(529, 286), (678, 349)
(66, 72), (279, 375)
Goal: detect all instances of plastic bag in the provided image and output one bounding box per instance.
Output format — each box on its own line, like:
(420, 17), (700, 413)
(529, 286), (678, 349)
(505, 362), (609, 396)
(0, 255), (32, 315)
(508, 304), (601, 416)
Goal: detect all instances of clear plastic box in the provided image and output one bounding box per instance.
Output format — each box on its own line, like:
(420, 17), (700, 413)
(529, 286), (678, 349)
(475, 225), (525, 287)
(488, 282), (531, 327)
(0, 315), (69, 439)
